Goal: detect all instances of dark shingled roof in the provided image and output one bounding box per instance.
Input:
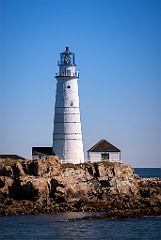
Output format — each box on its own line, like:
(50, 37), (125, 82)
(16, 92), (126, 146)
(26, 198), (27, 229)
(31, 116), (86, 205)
(88, 139), (120, 152)
(32, 147), (54, 156)
(0, 154), (26, 160)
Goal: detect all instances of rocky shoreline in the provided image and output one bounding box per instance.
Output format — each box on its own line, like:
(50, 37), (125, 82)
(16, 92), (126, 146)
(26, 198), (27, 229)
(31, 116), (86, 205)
(0, 156), (161, 217)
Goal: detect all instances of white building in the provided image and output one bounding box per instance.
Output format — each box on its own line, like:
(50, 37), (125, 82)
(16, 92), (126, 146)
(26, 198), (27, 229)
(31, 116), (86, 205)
(87, 139), (121, 163)
(32, 147), (53, 159)
(52, 47), (84, 164)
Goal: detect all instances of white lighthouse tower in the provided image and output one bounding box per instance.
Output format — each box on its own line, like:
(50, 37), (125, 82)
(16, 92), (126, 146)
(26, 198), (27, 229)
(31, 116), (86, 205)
(52, 47), (84, 164)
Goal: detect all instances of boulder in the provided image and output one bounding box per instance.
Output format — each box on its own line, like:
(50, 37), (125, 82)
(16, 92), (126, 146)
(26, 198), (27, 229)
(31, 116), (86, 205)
(0, 164), (13, 177)
(26, 156), (60, 177)
(12, 161), (26, 178)
(0, 176), (14, 195)
(9, 176), (49, 201)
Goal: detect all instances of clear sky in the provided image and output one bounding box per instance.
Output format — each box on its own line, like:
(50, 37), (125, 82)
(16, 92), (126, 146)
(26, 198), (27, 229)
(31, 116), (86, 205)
(0, 0), (160, 167)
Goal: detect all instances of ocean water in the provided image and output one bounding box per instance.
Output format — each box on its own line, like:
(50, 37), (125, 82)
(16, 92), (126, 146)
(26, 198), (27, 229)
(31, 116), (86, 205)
(0, 168), (160, 240)
(134, 168), (161, 178)
(0, 213), (161, 240)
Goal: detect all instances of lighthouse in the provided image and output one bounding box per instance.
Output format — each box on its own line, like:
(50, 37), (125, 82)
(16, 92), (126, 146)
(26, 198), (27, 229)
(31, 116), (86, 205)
(52, 47), (84, 164)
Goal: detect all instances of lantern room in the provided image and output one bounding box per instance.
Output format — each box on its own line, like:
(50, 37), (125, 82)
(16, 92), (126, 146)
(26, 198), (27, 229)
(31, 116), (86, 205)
(58, 47), (76, 66)
(56, 47), (79, 78)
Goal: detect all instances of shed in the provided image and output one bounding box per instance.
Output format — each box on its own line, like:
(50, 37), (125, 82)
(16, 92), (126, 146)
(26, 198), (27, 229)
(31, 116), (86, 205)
(87, 139), (121, 163)
(32, 147), (53, 159)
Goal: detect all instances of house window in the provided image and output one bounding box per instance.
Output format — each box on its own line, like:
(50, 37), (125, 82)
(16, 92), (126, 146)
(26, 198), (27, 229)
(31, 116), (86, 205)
(101, 153), (109, 160)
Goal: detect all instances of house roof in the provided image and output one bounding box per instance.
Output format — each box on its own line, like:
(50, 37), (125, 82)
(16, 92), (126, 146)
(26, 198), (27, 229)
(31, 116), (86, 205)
(0, 154), (26, 160)
(87, 139), (120, 152)
(32, 147), (54, 156)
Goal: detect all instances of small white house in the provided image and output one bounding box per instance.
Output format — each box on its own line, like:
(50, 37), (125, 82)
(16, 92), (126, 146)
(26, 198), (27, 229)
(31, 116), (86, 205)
(87, 139), (121, 163)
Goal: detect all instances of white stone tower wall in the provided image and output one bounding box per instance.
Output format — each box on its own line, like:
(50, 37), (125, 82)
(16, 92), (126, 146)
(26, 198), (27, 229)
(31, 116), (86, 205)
(53, 65), (84, 164)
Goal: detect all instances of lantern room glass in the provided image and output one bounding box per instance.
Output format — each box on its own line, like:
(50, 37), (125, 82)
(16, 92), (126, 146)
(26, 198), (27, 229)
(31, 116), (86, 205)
(58, 47), (76, 66)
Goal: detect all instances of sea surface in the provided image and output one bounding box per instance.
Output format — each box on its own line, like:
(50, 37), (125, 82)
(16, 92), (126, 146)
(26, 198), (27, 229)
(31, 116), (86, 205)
(0, 168), (160, 240)
(134, 168), (161, 178)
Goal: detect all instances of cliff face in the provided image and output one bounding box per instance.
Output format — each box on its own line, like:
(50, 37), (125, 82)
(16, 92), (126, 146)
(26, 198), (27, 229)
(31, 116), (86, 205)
(0, 157), (161, 217)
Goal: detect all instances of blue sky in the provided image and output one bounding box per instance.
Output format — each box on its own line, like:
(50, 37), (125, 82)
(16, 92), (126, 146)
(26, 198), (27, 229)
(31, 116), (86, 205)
(0, 0), (160, 167)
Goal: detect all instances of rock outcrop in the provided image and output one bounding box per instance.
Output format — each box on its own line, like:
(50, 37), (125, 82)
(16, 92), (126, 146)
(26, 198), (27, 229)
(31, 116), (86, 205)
(0, 157), (160, 217)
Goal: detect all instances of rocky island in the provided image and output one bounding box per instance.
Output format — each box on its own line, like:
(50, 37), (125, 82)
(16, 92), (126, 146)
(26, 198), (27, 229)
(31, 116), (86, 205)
(0, 156), (161, 218)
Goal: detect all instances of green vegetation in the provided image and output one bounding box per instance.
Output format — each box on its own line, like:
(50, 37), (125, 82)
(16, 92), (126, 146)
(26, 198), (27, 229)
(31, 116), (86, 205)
(61, 162), (87, 170)
(60, 161), (115, 170)
(0, 158), (23, 166)
(101, 161), (114, 167)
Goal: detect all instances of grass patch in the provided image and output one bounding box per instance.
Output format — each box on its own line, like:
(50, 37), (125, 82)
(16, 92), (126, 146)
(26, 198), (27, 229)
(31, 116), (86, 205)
(61, 162), (89, 170)
(100, 161), (114, 167)
(0, 158), (23, 166)
(61, 163), (81, 170)
(60, 161), (116, 170)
